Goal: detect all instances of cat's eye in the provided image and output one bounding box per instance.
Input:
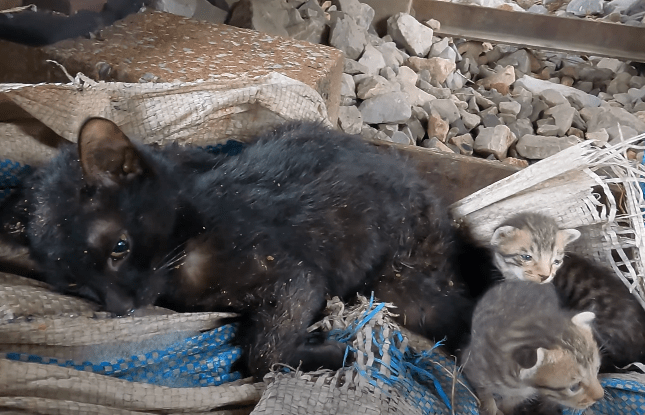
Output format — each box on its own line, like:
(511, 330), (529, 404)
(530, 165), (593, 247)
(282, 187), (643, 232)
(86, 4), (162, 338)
(569, 382), (582, 393)
(110, 233), (130, 260)
(553, 259), (562, 265)
(520, 254), (533, 261)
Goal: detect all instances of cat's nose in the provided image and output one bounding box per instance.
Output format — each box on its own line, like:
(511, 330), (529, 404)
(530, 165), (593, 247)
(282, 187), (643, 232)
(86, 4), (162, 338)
(539, 274), (550, 282)
(589, 381), (605, 402)
(104, 288), (136, 316)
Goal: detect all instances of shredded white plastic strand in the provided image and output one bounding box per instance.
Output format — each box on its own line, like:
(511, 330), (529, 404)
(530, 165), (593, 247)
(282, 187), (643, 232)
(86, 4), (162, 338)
(451, 132), (645, 311)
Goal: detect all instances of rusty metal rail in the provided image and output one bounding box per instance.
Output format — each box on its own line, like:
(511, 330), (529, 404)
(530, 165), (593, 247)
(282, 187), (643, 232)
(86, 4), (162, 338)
(413, 0), (645, 62)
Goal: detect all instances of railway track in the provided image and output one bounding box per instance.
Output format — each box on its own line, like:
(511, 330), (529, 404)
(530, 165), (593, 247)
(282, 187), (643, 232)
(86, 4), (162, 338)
(413, 0), (645, 62)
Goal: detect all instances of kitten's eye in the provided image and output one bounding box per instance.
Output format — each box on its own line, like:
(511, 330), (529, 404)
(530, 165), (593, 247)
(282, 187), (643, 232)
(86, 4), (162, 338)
(520, 254), (533, 261)
(569, 382), (582, 393)
(553, 259), (562, 265)
(110, 233), (130, 260)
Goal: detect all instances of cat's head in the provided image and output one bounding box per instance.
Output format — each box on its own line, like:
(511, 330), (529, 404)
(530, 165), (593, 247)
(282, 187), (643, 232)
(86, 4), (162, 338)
(514, 311), (604, 410)
(26, 118), (186, 315)
(490, 212), (580, 283)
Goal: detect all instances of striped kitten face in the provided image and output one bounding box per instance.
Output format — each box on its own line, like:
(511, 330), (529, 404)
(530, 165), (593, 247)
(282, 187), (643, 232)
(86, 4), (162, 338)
(519, 312), (604, 411)
(490, 213), (581, 283)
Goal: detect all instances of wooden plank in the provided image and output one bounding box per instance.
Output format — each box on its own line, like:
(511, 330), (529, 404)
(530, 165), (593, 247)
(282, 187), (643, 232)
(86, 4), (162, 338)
(413, 0), (645, 62)
(372, 139), (520, 204)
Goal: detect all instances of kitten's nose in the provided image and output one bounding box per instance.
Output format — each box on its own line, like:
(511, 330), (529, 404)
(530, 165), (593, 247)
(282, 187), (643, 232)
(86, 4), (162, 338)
(539, 274), (550, 282)
(589, 381), (605, 402)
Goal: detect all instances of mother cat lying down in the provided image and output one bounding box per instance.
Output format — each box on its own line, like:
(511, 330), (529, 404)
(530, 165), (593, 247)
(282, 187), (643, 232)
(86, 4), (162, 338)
(15, 118), (480, 379)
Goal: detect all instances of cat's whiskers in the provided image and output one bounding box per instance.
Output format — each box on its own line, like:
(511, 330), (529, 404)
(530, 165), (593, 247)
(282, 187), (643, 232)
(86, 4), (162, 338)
(158, 242), (187, 264)
(153, 243), (187, 272)
(165, 251), (187, 270)
(597, 342), (609, 358)
(161, 249), (187, 270)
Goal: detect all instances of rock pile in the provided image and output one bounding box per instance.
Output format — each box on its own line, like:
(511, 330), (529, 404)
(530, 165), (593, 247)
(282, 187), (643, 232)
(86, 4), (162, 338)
(187, 0), (645, 167)
(328, 0), (645, 167)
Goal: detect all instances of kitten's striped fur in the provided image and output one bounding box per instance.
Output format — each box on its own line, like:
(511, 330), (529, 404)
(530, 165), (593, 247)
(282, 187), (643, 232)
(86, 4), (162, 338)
(463, 280), (604, 415)
(490, 212), (645, 372)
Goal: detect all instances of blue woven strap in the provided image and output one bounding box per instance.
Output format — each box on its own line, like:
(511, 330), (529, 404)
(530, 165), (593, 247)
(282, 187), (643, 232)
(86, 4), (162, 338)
(330, 295), (479, 415)
(4, 323), (243, 387)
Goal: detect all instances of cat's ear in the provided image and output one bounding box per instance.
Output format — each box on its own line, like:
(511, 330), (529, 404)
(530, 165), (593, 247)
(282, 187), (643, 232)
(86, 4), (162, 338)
(515, 347), (546, 379)
(556, 228), (581, 247)
(572, 311), (595, 330)
(78, 117), (149, 187)
(490, 225), (519, 247)
(512, 346), (543, 368)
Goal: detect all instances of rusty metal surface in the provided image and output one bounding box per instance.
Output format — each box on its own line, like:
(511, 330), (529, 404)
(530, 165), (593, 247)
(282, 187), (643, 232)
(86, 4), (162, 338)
(413, 0), (645, 62)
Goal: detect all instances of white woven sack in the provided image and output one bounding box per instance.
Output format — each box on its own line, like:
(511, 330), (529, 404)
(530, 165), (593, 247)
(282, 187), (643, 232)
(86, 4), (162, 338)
(0, 70), (331, 166)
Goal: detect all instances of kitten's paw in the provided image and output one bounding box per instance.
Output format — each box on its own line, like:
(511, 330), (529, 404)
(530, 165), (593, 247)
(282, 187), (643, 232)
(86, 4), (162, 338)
(288, 339), (349, 372)
(479, 396), (503, 415)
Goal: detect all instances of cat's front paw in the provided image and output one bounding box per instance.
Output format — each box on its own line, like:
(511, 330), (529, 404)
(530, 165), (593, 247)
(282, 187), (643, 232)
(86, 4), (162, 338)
(479, 396), (504, 415)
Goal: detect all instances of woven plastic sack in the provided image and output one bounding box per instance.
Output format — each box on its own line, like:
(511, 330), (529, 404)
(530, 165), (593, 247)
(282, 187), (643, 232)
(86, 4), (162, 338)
(0, 273), (263, 414)
(0, 69), (331, 167)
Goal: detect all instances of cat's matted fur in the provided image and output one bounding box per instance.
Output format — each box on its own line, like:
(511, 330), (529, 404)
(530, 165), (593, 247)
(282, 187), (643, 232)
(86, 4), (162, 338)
(463, 280), (604, 415)
(0, 0), (143, 46)
(17, 118), (476, 379)
(490, 212), (645, 371)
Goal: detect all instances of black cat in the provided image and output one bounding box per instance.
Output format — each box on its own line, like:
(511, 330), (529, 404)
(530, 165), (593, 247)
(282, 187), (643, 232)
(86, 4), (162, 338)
(0, 0), (143, 46)
(14, 118), (476, 379)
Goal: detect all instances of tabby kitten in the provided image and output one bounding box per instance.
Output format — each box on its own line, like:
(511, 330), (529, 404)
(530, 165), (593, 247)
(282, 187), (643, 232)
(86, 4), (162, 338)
(16, 118), (475, 379)
(463, 280), (604, 415)
(490, 212), (645, 371)
(490, 212), (580, 283)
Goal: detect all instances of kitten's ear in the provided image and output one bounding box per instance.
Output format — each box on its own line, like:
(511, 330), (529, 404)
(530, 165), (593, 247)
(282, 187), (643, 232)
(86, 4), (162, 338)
(572, 311), (595, 330)
(556, 228), (581, 247)
(490, 225), (519, 247)
(512, 346), (542, 369)
(515, 347), (546, 379)
(78, 117), (149, 187)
